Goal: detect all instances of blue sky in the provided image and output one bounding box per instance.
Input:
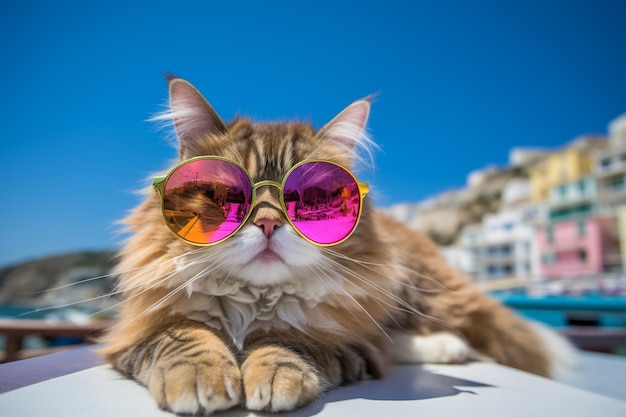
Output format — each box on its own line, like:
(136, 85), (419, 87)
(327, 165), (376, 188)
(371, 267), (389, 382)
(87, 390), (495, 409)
(1, 0), (625, 267)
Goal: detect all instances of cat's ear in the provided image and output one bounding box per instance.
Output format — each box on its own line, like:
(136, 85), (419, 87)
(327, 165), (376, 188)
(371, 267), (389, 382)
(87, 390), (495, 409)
(163, 76), (227, 158)
(316, 99), (371, 152)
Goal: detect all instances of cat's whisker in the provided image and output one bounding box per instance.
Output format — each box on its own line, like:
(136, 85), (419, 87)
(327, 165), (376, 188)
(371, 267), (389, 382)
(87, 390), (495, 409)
(14, 291), (125, 319)
(145, 248), (232, 314)
(316, 257), (416, 320)
(309, 252), (408, 320)
(22, 272), (118, 295)
(311, 264), (389, 337)
(11, 263), (157, 318)
(319, 253), (459, 329)
(317, 253), (418, 313)
(320, 264), (393, 341)
(121, 258), (206, 316)
(93, 265), (196, 325)
(52, 253), (208, 323)
(80, 264), (183, 320)
(117, 262), (179, 294)
(317, 251), (456, 331)
(305, 262), (392, 341)
(323, 247), (455, 294)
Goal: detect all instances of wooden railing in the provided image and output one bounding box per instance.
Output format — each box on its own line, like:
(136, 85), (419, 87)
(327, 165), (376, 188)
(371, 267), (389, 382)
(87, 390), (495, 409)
(0, 319), (109, 363)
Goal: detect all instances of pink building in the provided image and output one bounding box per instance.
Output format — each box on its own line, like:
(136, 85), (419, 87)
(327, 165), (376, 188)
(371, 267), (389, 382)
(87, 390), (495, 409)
(537, 217), (620, 278)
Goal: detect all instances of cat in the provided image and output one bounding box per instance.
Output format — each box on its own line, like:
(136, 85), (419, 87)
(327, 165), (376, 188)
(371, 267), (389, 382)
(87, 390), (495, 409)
(100, 76), (575, 415)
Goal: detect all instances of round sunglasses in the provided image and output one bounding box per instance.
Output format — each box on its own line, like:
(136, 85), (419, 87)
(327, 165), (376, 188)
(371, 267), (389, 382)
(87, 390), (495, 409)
(152, 156), (369, 246)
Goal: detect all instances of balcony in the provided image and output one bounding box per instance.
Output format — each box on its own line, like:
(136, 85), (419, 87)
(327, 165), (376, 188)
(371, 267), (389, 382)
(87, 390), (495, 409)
(596, 156), (626, 178)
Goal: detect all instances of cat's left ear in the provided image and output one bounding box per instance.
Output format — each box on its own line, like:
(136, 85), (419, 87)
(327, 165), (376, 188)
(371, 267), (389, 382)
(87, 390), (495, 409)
(163, 76), (227, 159)
(315, 99), (371, 152)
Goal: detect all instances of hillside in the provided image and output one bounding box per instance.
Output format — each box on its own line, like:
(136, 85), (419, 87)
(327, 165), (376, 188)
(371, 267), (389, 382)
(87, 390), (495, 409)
(385, 164), (528, 245)
(0, 251), (118, 315)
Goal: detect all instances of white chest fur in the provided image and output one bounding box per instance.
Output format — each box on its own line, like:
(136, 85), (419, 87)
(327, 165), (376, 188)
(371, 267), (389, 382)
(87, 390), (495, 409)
(169, 272), (344, 349)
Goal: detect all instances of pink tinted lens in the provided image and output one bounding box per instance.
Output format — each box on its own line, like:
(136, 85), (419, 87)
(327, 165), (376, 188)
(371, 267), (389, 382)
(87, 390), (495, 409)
(283, 162), (361, 245)
(162, 159), (253, 244)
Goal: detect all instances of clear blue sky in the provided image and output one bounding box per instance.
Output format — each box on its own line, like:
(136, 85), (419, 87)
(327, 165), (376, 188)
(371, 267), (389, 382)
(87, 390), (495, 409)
(1, 0), (625, 267)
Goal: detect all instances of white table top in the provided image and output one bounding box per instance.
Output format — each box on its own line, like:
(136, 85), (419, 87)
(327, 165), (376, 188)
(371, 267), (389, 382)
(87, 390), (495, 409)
(1, 351), (625, 417)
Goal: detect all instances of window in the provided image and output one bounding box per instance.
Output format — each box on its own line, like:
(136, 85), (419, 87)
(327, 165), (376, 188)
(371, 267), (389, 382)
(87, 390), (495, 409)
(542, 253), (555, 265)
(577, 249), (587, 263)
(607, 174), (625, 192)
(600, 157), (611, 169)
(549, 203), (592, 221)
(487, 265), (499, 277)
(546, 226), (554, 243)
(578, 180), (586, 194)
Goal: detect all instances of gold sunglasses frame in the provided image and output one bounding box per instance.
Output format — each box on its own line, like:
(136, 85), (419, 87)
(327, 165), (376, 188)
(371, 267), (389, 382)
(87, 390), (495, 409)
(152, 156), (369, 247)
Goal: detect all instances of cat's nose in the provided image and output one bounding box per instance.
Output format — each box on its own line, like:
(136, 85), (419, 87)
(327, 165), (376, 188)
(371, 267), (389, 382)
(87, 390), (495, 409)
(255, 218), (282, 238)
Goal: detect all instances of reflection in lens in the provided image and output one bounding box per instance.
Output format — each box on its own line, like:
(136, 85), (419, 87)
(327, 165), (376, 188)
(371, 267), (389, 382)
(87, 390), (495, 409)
(284, 162), (360, 245)
(162, 159), (252, 244)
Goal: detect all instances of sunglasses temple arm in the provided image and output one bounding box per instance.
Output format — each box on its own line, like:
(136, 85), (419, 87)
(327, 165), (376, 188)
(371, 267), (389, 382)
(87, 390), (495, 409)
(152, 176), (167, 195)
(358, 181), (370, 198)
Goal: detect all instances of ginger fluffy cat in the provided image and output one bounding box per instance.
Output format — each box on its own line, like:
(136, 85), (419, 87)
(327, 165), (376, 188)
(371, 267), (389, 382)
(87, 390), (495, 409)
(101, 76), (574, 415)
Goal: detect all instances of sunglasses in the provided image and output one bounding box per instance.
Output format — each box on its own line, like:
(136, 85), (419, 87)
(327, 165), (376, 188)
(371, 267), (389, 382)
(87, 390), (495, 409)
(152, 156), (369, 246)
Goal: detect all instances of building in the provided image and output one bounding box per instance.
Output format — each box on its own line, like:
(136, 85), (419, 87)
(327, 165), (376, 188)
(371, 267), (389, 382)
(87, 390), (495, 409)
(593, 113), (626, 272)
(537, 216), (621, 278)
(537, 155), (622, 278)
(593, 113), (626, 214)
(548, 176), (596, 222)
(457, 203), (547, 283)
(529, 136), (605, 202)
(397, 113), (626, 285)
(451, 223), (483, 280)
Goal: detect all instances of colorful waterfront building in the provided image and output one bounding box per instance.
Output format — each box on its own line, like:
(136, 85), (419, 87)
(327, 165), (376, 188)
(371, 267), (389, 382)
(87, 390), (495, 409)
(455, 186), (548, 283)
(537, 216), (621, 279)
(478, 203), (547, 281)
(536, 169), (622, 278)
(529, 136), (605, 202)
(593, 113), (626, 273)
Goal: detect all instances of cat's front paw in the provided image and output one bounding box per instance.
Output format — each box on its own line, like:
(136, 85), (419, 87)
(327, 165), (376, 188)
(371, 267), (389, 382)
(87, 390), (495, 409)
(148, 355), (241, 415)
(242, 346), (320, 412)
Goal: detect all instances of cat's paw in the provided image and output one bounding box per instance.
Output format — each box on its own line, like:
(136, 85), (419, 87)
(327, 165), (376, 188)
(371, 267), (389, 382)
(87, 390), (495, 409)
(390, 332), (470, 364)
(241, 346), (320, 412)
(148, 354), (242, 415)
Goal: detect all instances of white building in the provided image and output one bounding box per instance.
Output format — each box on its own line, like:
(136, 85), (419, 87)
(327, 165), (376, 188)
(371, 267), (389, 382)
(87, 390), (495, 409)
(457, 203), (547, 283)
(593, 113), (626, 214)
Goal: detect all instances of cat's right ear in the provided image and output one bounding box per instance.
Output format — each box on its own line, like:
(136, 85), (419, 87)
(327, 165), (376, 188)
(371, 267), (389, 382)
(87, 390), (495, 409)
(156, 76), (227, 159)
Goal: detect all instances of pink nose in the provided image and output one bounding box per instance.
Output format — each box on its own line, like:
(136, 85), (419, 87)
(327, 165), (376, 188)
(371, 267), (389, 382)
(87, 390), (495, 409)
(255, 218), (282, 238)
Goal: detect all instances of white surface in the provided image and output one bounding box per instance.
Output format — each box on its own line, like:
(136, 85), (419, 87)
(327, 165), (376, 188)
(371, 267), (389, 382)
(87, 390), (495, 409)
(559, 352), (626, 402)
(1, 357), (625, 417)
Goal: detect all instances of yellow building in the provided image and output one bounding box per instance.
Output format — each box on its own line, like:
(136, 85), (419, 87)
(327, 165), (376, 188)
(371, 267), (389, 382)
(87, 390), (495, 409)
(529, 137), (606, 202)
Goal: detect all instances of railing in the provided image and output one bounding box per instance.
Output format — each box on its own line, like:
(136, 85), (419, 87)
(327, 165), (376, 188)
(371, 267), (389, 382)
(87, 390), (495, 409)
(0, 319), (109, 363)
(495, 293), (626, 354)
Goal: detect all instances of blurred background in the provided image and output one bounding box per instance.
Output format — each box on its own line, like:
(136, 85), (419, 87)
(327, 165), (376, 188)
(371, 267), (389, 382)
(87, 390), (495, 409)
(1, 1), (625, 362)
